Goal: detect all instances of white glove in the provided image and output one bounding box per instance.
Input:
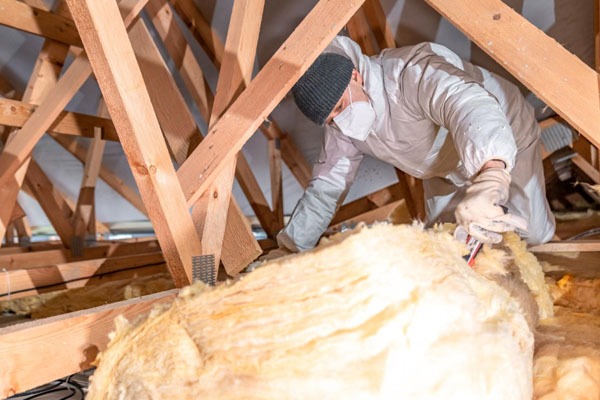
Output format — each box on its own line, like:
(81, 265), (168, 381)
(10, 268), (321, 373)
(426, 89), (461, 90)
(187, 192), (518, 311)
(455, 167), (528, 244)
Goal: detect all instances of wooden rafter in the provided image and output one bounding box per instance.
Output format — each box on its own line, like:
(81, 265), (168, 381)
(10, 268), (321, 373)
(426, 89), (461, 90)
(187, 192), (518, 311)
(128, 16), (260, 273)
(425, 0), (600, 150)
(145, 0), (214, 127)
(168, 0), (224, 68)
(0, 0), (82, 47)
(177, 0), (367, 206)
(168, 0), (282, 241)
(191, 0), (265, 275)
(66, 0), (201, 287)
(0, 290), (178, 397)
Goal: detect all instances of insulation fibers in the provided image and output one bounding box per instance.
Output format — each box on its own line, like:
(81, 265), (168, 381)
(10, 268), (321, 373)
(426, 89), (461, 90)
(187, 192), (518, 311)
(534, 307), (600, 400)
(88, 224), (534, 400)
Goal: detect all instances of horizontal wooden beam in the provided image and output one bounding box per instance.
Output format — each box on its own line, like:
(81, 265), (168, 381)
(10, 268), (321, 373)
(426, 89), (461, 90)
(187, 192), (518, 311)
(177, 0), (366, 205)
(2, 262), (167, 300)
(0, 239), (160, 270)
(0, 98), (119, 141)
(425, 0), (600, 150)
(0, 252), (164, 300)
(0, 0), (82, 47)
(529, 240), (600, 253)
(0, 289), (178, 397)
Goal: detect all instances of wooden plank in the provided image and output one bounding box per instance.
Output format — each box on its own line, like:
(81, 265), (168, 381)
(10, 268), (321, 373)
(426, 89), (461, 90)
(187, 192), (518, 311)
(0, 289), (178, 397)
(8, 202), (26, 225)
(49, 133), (148, 215)
(128, 17), (260, 273)
(425, 0), (600, 150)
(72, 101), (108, 245)
(0, 98), (119, 141)
(0, 239), (160, 270)
(2, 262), (167, 300)
(128, 19), (199, 164)
(0, 252), (164, 299)
(572, 154), (600, 184)
(177, 0), (367, 205)
(269, 138), (284, 229)
(150, 0), (276, 244)
(169, 0), (224, 68)
(235, 154), (280, 236)
(280, 133), (311, 189)
(361, 0), (395, 52)
(529, 240), (600, 253)
(192, 0), (264, 275)
(347, 7), (379, 56)
(66, 0), (202, 287)
(22, 159), (76, 247)
(145, 0), (213, 125)
(12, 215), (32, 245)
(0, 0), (82, 47)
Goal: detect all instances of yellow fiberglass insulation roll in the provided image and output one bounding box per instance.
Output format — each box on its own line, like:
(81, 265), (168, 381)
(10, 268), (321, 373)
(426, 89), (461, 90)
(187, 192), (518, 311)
(87, 224), (536, 400)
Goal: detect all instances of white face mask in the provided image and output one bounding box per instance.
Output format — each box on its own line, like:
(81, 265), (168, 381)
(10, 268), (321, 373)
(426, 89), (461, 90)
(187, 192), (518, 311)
(332, 85), (376, 141)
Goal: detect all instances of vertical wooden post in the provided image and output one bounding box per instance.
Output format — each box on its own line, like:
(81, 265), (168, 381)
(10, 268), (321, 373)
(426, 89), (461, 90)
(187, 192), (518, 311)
(191, 0), (265, 276)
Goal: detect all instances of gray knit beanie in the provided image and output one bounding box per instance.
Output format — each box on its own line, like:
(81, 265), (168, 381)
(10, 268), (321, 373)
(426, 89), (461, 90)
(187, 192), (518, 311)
(292, 53), (354, 126)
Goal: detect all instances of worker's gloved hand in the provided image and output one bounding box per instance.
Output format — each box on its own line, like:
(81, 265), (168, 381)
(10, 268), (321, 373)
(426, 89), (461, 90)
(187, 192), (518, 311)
(455, 167), (528, 244)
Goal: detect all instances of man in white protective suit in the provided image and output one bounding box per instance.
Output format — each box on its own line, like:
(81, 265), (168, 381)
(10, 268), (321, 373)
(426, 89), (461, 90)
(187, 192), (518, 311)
(267, 35), (555, 259)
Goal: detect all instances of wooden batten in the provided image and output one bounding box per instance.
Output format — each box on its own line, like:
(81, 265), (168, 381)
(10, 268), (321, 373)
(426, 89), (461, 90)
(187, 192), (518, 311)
(0, 290), (178, 398)
(425, 0), (600, 150)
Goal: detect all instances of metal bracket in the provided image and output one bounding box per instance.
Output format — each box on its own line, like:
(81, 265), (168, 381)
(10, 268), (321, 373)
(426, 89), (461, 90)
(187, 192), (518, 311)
(192, 254), (216, 286)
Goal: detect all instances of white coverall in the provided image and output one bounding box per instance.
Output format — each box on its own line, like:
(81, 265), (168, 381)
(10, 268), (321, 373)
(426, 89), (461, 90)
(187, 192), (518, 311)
(279, 36), (555, 251)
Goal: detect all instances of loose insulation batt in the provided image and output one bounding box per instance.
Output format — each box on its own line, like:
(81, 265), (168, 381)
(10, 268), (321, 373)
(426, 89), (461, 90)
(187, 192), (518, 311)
(87, 223), (535, 400)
